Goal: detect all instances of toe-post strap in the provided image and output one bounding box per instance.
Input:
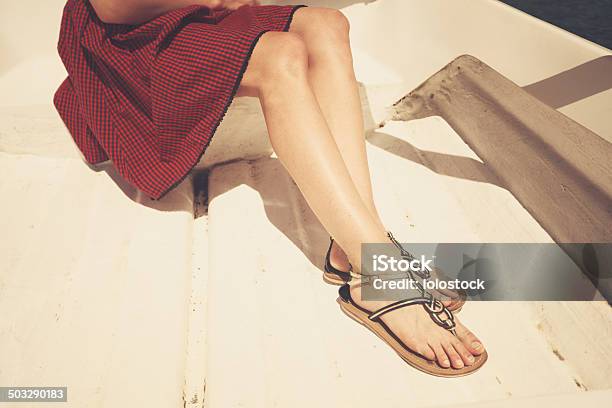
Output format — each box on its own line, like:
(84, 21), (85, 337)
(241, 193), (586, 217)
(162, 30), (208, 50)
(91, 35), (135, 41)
(423, 298), (457, 334)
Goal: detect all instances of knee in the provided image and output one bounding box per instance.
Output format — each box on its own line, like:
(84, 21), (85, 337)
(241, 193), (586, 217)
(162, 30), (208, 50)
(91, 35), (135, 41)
(259, 32), (308, 82)
(300, 9), (351, 66)
(309, 9), (350, 42)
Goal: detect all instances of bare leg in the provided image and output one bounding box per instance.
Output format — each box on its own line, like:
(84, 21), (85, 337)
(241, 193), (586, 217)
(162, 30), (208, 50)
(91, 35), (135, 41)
(288, 8), (459, 306)
(237, 31), (388, 262)
(236, 30), (484, 368)
(289, 8), (382, 271)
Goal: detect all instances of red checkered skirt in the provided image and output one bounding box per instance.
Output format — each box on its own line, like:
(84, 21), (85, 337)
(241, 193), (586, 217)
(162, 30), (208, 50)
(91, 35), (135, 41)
(54, 0), (305, 199)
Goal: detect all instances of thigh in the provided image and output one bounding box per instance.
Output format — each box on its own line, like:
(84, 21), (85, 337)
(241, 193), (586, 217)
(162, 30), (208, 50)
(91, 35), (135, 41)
(235, 31), (288, 97)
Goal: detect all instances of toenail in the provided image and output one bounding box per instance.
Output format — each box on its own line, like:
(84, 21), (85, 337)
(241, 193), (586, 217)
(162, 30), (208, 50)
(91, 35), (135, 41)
(467, 354), (475, 362)
(472, 341), (482, 350)
(455, 359), (463, 367)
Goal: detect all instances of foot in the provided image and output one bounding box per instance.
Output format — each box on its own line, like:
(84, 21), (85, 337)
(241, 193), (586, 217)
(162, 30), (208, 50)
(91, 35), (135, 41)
(350, 284), (485, 369)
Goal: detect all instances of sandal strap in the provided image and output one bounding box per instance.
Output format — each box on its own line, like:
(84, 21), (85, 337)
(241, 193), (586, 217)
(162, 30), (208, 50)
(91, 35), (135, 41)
(341, 232), (455, 333)
(387, 231), (430, 279)
(326, 236), (353, 275)
(368, 295), (456, 333)
(360, 268), (457, 333)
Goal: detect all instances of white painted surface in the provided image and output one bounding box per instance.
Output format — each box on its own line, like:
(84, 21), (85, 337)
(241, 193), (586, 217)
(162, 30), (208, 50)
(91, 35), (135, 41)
(0, 154), (194, 408)
(435, 389), (612, 408)
(203, 115), (611, 407)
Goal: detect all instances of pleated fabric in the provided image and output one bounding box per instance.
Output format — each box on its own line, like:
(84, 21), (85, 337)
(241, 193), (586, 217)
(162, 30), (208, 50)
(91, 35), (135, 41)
(54, 0), (305, 198)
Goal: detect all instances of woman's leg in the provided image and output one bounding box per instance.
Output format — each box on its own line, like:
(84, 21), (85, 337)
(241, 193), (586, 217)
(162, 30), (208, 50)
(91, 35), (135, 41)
(287, 8), (460, 310)
(236, 31), (484, 368)
(237, 31), (388, 262)
(288, 8), (381, 271)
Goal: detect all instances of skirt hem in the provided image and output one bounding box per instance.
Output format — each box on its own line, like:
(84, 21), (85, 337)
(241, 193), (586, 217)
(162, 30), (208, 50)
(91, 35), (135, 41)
(154, 4), (307, 200)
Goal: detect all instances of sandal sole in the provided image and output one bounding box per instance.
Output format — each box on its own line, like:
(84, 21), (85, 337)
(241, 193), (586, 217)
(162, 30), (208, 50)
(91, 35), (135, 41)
(323, 271), (347, 285)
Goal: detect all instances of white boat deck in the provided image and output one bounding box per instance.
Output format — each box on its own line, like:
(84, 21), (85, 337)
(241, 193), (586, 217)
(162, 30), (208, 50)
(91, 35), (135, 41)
(1, 1), (611, 407)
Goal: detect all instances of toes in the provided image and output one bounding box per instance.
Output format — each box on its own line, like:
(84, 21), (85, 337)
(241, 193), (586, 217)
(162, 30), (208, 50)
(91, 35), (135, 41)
(442, 342), (464, 369)
(452, 339), (476, 366)
(456, 322), (485, 355)
(430, 342), (451, 368)
(418, 345), (436, 361)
